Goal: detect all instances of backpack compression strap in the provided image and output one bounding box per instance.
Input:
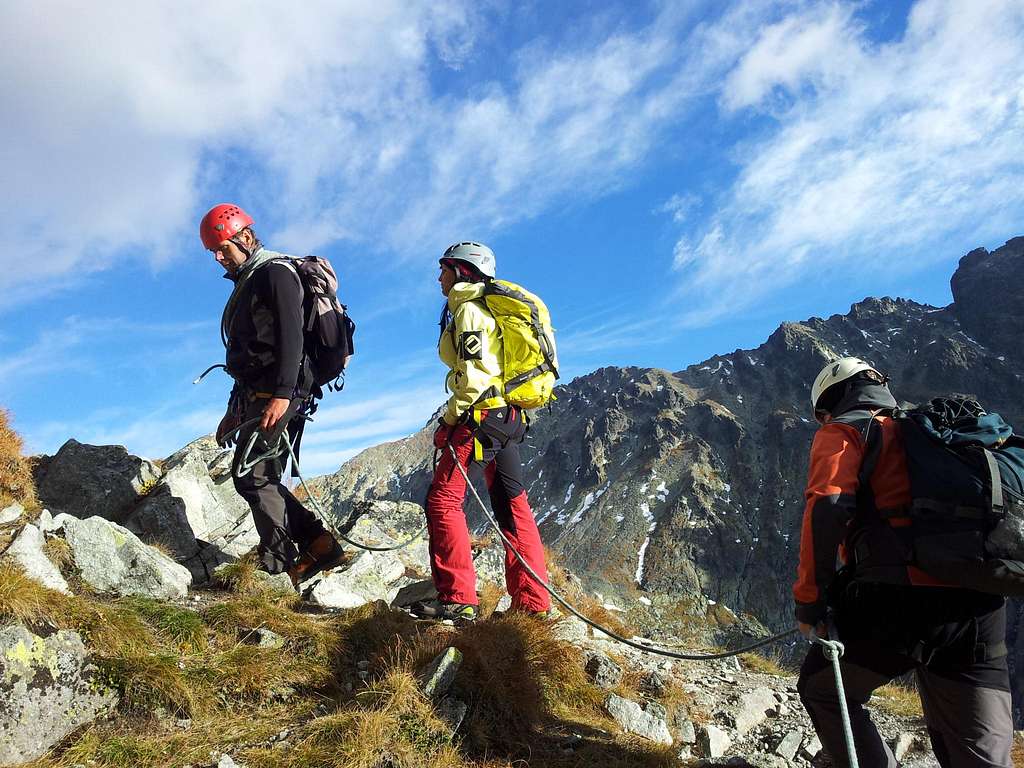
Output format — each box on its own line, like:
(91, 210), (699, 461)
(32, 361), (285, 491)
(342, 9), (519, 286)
(984, 449), (1005, 518)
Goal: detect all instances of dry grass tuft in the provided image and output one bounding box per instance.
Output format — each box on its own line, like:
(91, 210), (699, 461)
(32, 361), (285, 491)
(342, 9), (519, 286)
(42, 536), (75, 576)
(873, 682), (923, 718)
(0, 409), (38, 511)
(477, 581), (505, 619)
(739, 651), (790, 676)
(414, 613), (599, 753)
(97, 652), (198, 716)
(0, 561), (64, 625)
(252, 668), (463, 768)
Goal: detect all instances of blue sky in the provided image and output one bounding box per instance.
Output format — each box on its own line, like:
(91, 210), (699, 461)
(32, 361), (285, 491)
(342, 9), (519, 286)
(3, 0), (1023, 475)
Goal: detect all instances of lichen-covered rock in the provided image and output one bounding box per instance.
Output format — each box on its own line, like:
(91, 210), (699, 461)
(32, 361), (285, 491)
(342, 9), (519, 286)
(126, 440), (259, 583)
(604, 693), (673, 745)
(308, 550), (404, 608)
(53, 514), (191, 599)
(0, 625), (117, 764)
(33, 439), (161, 523)
(1, 524), (69, 594)
(419, 647), (463, 699)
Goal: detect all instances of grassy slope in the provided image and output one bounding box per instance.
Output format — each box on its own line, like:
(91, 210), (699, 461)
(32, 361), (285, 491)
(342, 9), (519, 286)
(5, 557), (681, 768)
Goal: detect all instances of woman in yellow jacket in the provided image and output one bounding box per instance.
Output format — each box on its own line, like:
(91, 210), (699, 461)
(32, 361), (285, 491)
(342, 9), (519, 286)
(411, 242), (551, 622)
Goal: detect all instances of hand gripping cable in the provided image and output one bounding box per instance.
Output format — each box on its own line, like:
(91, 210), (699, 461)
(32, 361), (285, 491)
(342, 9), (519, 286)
(222, 416), (426, 553)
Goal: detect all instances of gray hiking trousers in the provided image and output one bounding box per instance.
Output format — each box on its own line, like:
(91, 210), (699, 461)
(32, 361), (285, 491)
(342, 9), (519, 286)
(799, 651), (1012, 768)
(232, 396), (324, 573)
(798, 584), (1011, 768)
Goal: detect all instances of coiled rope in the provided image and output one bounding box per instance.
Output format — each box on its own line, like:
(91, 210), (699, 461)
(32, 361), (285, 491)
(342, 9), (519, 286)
(225, 416), (426, 553)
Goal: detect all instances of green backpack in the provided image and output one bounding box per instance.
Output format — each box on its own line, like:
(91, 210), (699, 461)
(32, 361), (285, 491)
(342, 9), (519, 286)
(479, 280), (559, 409)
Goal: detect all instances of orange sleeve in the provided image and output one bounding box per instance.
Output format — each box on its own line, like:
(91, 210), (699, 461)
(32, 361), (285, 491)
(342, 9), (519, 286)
(793, 423), (864, 624)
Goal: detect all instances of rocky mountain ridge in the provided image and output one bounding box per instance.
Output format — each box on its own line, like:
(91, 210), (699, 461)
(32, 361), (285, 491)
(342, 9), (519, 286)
(313, 236), (1024, 709)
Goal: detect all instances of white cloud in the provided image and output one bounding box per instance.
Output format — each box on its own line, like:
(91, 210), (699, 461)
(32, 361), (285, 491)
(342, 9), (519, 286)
(0, 1), (778, 309)
(672, 0), (1024, 324)
(657, 193), (701, 223)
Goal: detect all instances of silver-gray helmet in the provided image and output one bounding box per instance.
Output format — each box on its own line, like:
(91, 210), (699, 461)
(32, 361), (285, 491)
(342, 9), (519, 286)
(440, 241), (496, 278)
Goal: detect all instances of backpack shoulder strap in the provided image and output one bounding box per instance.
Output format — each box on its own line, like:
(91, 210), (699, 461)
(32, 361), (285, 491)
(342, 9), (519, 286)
(832, 408), (890, 518)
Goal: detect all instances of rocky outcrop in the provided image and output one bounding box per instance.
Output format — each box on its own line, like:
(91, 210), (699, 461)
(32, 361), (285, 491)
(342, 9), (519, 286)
(32, 435), (259, 585)
(0, 625), (118, 765)
(126, 438), (256, 583)
(33, 440), (161, 523)
(950, 236), (1024, 361)
(54, 514), (192, 599)
(308, 549), (406, 608)
(1, 523), (68, 594)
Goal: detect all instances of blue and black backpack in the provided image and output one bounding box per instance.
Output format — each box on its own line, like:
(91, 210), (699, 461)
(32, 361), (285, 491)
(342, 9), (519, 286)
(858, 397), (1024, 595)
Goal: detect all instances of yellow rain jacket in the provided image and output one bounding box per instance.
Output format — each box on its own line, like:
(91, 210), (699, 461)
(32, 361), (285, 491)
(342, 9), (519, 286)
(439, 282), (506, 425)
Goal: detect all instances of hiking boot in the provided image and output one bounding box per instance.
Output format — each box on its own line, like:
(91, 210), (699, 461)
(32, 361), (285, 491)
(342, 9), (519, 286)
(410, 599), (478, 624)
(288, 532), (346, 587)
(507, 605), (559, 621)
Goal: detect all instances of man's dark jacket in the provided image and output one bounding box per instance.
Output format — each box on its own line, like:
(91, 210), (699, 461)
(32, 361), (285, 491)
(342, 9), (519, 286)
(222, 247), (309, 398)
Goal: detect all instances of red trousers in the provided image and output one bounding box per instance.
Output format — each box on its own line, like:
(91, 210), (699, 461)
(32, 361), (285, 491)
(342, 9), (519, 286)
(425, 407), (550, 611)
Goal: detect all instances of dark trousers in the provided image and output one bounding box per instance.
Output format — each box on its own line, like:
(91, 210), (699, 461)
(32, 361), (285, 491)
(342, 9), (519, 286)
(232, 396), (324, 573)
(798, 584), (1012, 768)
(425, 406), (550, 611)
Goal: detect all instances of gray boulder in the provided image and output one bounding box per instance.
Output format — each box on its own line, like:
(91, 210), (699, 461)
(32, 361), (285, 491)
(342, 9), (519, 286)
(420, 647), (463, 699)
(0, 625), (118, 764)
(34, 439), (161, 523)
(308, 550), (405, 608)
(697, 724), (733, 758)
(732, 686), (777, 736)
(585, 651), (624, 688)
(126, 440), (259, 583)
(604, 693), (673, 745)
(1, 523), (69, 594)
(162, 437), (255, 550)
(54, 514), (191, 599)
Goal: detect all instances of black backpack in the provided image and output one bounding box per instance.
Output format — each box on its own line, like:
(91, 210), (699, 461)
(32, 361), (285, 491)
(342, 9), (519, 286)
(855, 397), (1024, 595)
(279, 256), (356, 391)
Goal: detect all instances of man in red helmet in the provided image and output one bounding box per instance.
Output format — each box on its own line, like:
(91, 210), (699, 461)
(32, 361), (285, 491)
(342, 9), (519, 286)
(200, 203), (343, 587)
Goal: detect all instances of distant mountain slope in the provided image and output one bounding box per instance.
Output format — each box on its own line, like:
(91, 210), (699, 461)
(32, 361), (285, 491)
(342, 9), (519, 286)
(312, 236), (1024, 709)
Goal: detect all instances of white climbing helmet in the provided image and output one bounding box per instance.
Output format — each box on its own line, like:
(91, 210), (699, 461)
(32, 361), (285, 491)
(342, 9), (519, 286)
(440, 241), (496, 278)
(810, 357), (880, 411)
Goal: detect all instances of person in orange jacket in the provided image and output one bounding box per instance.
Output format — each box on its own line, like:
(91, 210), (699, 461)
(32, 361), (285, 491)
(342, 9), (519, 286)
(794, 357), (1011, 768)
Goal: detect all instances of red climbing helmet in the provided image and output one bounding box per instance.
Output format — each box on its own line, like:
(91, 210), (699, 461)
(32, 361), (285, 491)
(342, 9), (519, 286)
(199, 204), (254, 250)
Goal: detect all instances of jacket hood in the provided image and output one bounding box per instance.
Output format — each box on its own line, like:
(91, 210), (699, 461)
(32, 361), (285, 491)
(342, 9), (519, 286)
(831, 381), (898, 418)
(446, 281), (487, 310)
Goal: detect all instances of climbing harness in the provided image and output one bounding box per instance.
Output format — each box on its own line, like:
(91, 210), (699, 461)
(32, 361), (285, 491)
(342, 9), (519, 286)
(809, 627), (859, 768)
(220, 416), (427, 554)
(445, 444), (797, 661)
